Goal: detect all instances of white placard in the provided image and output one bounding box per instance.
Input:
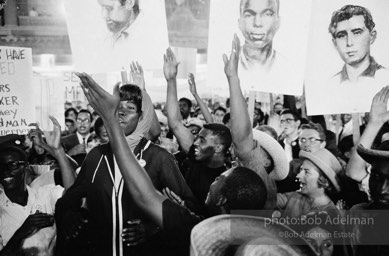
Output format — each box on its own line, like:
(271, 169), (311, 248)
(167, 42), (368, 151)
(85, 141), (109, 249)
(0, 47), (35, 135)
(305, 0), (389, 115)
(33, 75), (65, 131)
(207, 0), (311, 96)
(64, 0), (169, 73)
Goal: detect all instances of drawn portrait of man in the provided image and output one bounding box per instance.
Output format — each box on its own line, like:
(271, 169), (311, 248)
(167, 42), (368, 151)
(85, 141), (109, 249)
(329, 5), (385, 84)
(304, 0), (389, 116)
(207, 0), (311, 96)
(238, 0), (280, 72)
(64, 0), (169, 73)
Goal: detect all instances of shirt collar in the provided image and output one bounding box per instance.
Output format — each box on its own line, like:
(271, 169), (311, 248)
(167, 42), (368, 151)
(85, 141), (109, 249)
(111, 11), (143, 46)
(240, 44), (276, 70)
(76, 132), (90, 144)
(338, 57), (384, 82)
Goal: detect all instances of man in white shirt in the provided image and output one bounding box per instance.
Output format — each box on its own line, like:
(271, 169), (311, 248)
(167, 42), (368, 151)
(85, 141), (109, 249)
(0, 144), (63, 255)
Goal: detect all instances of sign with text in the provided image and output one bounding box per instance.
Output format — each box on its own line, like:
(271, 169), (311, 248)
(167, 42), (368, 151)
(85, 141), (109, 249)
(0, 47), (34, 135)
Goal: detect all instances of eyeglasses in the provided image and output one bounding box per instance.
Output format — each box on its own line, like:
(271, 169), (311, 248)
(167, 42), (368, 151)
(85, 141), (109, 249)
(280, 118), (295, 124)
(1, 161), (29, 172)
(76, 118), (91, 124)
(299, 137), (323, 143)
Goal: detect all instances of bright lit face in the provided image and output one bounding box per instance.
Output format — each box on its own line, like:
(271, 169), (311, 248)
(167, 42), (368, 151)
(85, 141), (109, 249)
(193, 129), (220, 162)
(214, 110), (226, 124)
(0, 152), (28, 191)
(299, 129), (325, 153)
(76, 112), (92, 136)
(118, 100), (140, 136)
(239, 0), (280, 49)
(98, 0), (132, 33)
(332, 15), (375, 67)
(306, 227), (334, 256)
(280, 113), (300, 136)
(296, 160), (322, 197)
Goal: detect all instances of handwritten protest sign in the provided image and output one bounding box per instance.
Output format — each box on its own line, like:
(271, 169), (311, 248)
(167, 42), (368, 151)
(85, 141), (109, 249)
(0, 46), (34, 135)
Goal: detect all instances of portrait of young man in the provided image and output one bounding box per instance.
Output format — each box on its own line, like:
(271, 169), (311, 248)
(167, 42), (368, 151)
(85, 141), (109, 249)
(304, 0), (389, 115)
(206, 0), (311, 96)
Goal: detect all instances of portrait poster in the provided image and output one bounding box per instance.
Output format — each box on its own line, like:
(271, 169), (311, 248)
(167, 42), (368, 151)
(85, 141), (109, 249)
(207, 0), (311, 96)
(305, 0), (389, 115)
(64, 0), (169, 73)
(0, 46), (35, 135)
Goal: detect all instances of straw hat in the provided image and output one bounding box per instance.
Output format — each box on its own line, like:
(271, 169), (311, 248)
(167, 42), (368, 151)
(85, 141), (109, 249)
(185, 118), (204, 129)
(190, 214), (318, 256)
(356, 141), (389, 165)
(299, 148), (342, 192)
(252, 129), (289, 181)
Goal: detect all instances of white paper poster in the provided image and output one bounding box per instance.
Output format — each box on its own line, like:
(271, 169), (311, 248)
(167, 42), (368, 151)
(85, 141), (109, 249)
(0, 47), (35, 135)
(64, 0), (169, 73)
(305, 0), (389, 115)
(207, 0), (311, 96)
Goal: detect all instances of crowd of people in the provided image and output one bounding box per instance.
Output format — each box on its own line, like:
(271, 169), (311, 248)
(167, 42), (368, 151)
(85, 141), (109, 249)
(1, 37), (389, 256)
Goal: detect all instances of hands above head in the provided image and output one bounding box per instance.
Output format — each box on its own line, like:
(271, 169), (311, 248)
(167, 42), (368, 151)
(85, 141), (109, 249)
(188, 73), (197, 96)
(76, 72), (121, 123)
(163, 48), (180, 81)
(222, 34), (241, 79)
(369, 85), (389, 126)
(28, 116), (63, 156)
(130, 61), (145, 90)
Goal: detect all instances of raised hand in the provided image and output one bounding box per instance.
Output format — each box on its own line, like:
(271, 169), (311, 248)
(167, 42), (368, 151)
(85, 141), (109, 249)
(222, 34), (241, 79)
(188, 73), (197, 95)
(76, 72), (121, 123)
(369, 85), (389, 126)
(130, 61), (145, 90)
(163, 48), (180, 81)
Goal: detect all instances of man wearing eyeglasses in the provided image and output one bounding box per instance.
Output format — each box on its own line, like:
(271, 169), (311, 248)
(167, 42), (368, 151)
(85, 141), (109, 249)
(299, 122), (326, 154)
(278, 109), (301, 163)
(61, 109), (92, 166)
(0, 137), (64, 255)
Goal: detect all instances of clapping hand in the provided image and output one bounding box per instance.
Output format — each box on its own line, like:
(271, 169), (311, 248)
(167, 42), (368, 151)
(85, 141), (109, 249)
(76, 72), (121, 123)
(28, 116), (63, 156)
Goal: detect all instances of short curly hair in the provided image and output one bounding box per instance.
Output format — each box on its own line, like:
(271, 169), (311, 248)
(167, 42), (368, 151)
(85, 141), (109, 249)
(329, 5), (375, 39)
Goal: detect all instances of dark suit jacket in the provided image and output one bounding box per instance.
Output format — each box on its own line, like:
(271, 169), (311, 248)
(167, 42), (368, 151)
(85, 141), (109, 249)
(61, 133), (89, 166)
(278, 138), (300, 159)
(61, 133), (80, 153)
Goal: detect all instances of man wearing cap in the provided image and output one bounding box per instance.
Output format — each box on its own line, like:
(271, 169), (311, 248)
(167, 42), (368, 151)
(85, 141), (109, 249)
(165, 49), (232, 215)
(75, 67), (269, 256)
(223, 34), (289, 210)
(0, 118), (74, 255)
(277, 148), (342, 218)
